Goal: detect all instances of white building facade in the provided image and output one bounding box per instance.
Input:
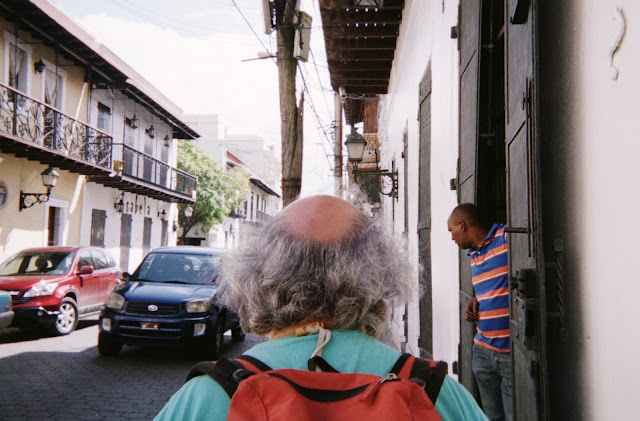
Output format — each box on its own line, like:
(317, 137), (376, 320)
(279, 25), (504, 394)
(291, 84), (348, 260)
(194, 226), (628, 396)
(320, 0), (640, 419)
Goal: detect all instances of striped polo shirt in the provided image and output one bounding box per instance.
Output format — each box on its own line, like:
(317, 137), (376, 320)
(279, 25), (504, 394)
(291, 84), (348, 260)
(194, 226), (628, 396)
(468, 223), (510, 352)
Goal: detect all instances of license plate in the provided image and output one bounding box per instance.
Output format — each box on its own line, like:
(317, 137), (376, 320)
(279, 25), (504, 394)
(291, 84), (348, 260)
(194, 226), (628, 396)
(141, 322), (158, 330)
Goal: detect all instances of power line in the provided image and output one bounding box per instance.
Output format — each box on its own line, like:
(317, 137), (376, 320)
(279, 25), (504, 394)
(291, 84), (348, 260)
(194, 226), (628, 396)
(230, 0), (277, 64)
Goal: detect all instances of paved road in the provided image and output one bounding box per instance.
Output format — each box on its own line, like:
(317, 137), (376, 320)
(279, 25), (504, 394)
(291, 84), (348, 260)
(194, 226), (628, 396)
(0, 318), (265, 421)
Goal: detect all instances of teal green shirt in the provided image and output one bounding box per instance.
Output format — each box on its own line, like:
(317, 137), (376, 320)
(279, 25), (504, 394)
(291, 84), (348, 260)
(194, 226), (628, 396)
(155, 330), (488, 420)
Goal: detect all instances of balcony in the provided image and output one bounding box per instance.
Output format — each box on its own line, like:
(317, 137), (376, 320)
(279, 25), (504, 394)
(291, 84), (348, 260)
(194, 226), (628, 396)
(107, 144), (197, 201)
(0, 81), (112, 169)
(0, 82), (196, 203)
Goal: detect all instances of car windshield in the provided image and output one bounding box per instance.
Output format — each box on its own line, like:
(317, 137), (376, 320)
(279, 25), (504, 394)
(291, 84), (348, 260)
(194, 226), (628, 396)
(132, 252), (220, 285)
(0, 251), (76, 276)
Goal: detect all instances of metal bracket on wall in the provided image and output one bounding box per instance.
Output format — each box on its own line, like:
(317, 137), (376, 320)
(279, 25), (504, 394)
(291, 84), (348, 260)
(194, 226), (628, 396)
(609, 6), (626, 80)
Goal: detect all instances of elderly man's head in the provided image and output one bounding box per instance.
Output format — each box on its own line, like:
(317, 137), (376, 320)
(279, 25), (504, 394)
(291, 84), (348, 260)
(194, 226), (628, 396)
(217, 195), (414, 338)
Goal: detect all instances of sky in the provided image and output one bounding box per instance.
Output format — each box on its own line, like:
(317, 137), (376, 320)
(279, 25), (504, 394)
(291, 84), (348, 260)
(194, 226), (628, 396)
(49, 0), (337, 195)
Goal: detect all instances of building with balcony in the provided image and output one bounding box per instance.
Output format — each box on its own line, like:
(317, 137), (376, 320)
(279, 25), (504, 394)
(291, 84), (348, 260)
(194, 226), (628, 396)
(0, 0), (198, 272)
(182, 114), (281, 249)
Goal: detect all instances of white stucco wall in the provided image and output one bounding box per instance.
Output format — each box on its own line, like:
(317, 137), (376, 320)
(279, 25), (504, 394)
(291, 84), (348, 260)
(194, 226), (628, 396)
(377, 0), (461, 365)
(577, 1), (640, 417)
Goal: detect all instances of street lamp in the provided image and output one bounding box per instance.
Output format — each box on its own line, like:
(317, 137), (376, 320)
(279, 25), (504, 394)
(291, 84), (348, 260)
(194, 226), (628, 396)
(19, 166), (59, 211)
(184, 205), (193, 218)
(344, 128), (398, 199)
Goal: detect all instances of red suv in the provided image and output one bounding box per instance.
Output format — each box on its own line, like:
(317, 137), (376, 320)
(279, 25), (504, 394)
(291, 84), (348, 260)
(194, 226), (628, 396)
(0, 246), (120, 335)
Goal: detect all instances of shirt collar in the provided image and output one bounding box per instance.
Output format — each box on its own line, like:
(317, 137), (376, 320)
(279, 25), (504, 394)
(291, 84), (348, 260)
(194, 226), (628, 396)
(467, 223), (500, 256)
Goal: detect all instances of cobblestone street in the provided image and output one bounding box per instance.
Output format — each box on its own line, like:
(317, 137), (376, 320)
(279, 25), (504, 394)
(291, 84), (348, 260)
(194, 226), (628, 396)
(0, 320), (264, 420)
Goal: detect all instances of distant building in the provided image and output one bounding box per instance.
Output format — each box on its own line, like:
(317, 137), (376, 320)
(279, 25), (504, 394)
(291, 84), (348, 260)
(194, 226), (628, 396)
(182, 115), (281, 249)
(0, 0), (198, 272)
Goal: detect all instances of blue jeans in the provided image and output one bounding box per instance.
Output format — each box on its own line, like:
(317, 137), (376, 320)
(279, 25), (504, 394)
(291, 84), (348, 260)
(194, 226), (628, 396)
(472, 344), (514, 421)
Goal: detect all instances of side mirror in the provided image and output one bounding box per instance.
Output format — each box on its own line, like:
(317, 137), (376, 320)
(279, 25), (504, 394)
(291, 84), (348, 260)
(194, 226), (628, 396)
(77, 265), (94, 275)
(120, 272), (131, 282)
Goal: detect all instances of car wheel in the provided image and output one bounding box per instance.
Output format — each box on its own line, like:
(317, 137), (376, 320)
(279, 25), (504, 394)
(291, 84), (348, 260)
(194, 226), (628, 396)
(51, 297), (78, 336)
(231, 326), (245, 341)
(98, 331), (123, 356)
(203, 317), (225, 360)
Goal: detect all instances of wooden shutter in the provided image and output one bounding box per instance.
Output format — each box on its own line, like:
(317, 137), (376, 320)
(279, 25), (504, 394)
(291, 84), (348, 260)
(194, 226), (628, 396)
(457, 0), (482, 392)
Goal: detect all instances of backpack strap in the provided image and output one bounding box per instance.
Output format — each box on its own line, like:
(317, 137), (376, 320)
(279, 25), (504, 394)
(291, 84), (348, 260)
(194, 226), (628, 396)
(390, 353), (449, 404)
(185, 356), (274, 399)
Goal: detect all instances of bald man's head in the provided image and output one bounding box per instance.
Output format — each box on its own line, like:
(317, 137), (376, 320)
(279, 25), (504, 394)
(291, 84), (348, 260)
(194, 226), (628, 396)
(280, 195), (363, 243)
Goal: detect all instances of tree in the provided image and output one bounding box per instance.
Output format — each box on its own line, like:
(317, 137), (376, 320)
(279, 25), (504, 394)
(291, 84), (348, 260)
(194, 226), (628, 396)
(176, 140), (250, 243)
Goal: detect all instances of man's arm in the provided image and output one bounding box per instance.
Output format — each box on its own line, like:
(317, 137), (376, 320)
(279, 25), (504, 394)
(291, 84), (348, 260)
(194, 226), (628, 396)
(465, 298), (479, 322)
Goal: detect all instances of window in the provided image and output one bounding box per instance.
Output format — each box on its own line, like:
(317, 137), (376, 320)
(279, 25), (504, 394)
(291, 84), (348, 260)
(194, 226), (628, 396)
(4, 31), (31, 94)
(142, 217), (152, 256)
(90, 209), (106, 247)
(47, 206), (61, 246)
(97, 103), (111, 133)
(90, 250), (108, 270)
(161, 220), (168, 247)
(42, 61), (65, 110)
(77, 251), (94, 269)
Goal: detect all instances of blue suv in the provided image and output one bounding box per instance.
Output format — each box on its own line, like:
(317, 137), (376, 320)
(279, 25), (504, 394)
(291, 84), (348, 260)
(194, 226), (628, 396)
(97, 246), (243, 358)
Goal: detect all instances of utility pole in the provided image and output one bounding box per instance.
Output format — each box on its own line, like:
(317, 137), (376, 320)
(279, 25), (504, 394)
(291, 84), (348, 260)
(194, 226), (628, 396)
(334, 92), (343, 195)
(275, 0), (304, 206)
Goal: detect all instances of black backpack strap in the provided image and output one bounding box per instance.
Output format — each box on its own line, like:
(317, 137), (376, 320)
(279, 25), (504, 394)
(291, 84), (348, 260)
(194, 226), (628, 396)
(235, 355), (273, 372)
(390, 354), (448, 404)
(307, 356), (340, 372)
(185, 357), (256, 398)
(410, 358), (448, 404)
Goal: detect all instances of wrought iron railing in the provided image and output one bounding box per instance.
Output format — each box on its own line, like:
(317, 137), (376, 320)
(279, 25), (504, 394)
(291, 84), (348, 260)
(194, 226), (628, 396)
(0, 81), (112, 168)
(113, 144), (197, 197)
(0, 82), (197, 199)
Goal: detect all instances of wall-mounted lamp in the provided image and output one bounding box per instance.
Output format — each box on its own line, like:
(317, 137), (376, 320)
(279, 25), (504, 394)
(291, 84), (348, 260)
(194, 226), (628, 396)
(344, 127), (398, 199)
(34, 59), (46, 74)
(19, 166), (59, 211)
(184, 204), (193, 218)
(163, 135), (171, 148)
(114, 193), (125, 213)
(157, 208), (167, 220)
(130, 115), (139, 130)
(172, 220), (179, 232)
(145, 125), (155, 139)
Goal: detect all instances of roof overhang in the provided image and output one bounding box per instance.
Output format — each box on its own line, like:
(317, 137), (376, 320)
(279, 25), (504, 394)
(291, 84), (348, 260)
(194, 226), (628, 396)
(319, 0), (404, 125)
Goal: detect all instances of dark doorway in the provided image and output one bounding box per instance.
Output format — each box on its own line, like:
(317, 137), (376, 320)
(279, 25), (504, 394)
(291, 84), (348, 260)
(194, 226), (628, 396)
(120, 213), (132, 272)
(47, 206), (61, 246)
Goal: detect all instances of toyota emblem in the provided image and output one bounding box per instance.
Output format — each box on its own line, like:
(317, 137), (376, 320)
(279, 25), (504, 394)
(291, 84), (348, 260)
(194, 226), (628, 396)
(148, 304), (159, 312)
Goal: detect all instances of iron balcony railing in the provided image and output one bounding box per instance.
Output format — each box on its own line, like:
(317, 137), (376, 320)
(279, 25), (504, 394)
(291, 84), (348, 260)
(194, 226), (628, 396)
(113, 144), (196, 197)
(0, 82), (196, 198)
(0, 81), (112, 168)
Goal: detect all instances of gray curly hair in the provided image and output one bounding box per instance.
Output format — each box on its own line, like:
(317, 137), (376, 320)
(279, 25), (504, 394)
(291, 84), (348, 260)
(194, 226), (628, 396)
(216, 203), (416, 338)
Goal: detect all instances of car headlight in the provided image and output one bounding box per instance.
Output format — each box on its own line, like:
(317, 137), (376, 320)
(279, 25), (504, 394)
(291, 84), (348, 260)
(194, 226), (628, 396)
(23, 281), (58, 298)
(105, 292), (125, 310)
(186, 298), (213, 313)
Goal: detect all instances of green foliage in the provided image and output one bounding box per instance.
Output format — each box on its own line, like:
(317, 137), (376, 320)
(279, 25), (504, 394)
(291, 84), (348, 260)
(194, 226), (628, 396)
(177, 140), (250, 240)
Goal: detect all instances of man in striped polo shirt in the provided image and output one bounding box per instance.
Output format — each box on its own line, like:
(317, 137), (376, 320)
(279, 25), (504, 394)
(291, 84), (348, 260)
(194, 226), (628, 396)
(448, 203), (513, 421)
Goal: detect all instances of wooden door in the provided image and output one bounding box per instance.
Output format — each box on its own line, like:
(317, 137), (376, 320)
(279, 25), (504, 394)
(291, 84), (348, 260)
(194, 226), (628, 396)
(457, 0), (482, 392)
(504, 0), (548, 418)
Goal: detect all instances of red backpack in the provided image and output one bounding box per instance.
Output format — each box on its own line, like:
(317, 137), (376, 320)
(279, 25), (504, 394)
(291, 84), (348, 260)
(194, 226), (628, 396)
(186, 353), (448, 420)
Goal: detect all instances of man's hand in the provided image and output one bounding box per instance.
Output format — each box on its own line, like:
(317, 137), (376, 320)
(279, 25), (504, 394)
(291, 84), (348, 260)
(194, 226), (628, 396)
(465, 298), (479, 322)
